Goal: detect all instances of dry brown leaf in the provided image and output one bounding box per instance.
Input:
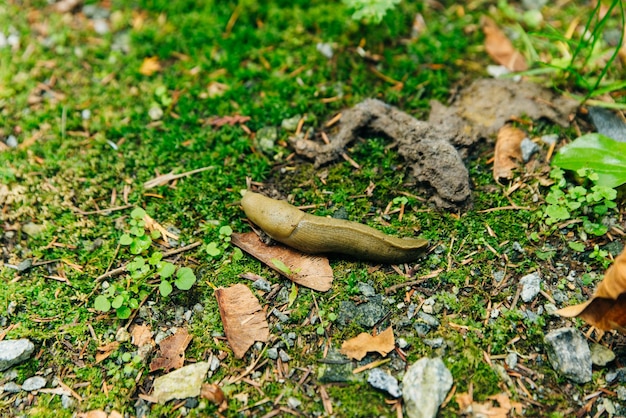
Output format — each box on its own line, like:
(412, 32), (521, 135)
(95, 341), (119, 363)
(130, 324), (153, 347)
(557, 245), (626, 331)
(493, 125), (525, 180)
(339, 327), (395, 361)
(149, 328), (192, 372)
(206, 81), (229, 98)
(216, 283), (270, 359)
(231, 232), (333, 292)
(457, 392), (522, 417)
(482, 16), (527, 72)
(201, 383), (228, 412)
(139, 56), (161, 76)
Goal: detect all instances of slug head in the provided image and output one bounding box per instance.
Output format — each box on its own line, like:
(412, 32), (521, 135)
(241, 192), (305, 239)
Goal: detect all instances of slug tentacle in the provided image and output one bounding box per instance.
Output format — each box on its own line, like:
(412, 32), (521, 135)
(241, 191), (428, 263)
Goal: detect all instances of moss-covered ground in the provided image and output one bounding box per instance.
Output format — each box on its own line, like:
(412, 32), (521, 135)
(1, 0), (625, 416)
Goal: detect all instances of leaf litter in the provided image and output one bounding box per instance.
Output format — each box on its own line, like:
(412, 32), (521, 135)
(493, 125), (526, 180)
(149, 328), (192, 372)
(339, 327), (395, 361)
(215, 283), (270, 359)
(557, 245), (626, 331)
(231, 231), (333, 292)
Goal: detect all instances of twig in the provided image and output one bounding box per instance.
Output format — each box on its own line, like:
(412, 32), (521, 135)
(74, 205), (133, 215)
(478, 205), (531, 213)
(385, 269), (442, 295)
(143, 166), (215, 189)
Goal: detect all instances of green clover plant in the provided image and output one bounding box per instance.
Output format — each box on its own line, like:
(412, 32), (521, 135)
(94, 207), (197, 318)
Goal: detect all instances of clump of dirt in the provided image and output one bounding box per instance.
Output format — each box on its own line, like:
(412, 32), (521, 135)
(290, 78), (579, 209)
(292, 99), (472, 209)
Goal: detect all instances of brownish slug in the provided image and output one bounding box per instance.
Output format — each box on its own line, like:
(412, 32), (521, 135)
(241, 191), (428, 263)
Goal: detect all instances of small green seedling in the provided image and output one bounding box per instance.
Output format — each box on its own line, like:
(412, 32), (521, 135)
(316, 310), (338, 335)
(94, 207), (197, 318)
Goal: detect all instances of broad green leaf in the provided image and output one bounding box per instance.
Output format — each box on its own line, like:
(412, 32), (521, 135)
(545, 205), (570, 222)
(568, 241), (585, 252)
(130, 207), (147, 219)
(219, 225), (233, 237)
(175, 267), (196, 290)
(149, 252), (163, 265)
(119, 234), (133, 246)
(116, 306), (132, 319)
(130, 234), (152, 254)
(158, 262), (176, 279)
(205, 242), (221, 257)
(552, 134), (626, 188)
(159, 280), (173, 297)
(288, 283), (298, 307)
(111, 295), (125, 309)
(94, 295), (111, 312)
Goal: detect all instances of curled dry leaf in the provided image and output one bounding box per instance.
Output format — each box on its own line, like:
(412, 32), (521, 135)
(482, 16), (527, 72)
(149, 328), (192, 372)
(557, 245), (626, 331)
(339, 327), (395, 361)
(231, 232), (333, 292)
(201, 383), (228, 412)
(457, 392), (522, 418)
(216, 283), (270, 358)
(493, 125), (525, 180)
(139, 56), (161, 76)
(95, 341), (119, 363)
(130, 324), (153, 347)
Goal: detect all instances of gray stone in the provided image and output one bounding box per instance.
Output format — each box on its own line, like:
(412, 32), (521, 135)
(3, 382), (22, 393)
(316, 42), (333, 59)
(590, 344), (615, 367)
(505, 353), (518, 369)
(368, 368), (401, 398)
(397, 338), (409, 349)
(152, 362), (210, 404)
(281, 115), (301, 132)
(357, 282), (376, 297)
(61, 394), (76, 409)
(423, 338), (444, 349)
(337, 295), (388, 328)
(255, 126), (278, 154)
(278, 349), (290, 362)
(606, 368), (626, 384)
(519, 272), (541, 303)
(616, 385), (626, 401)
(5, 135), (18, 148)
(287, 397), (302, 409)
(520, 137), (540, 162)
(22, 222), (46, 237)
(589, 107), (626, 143)
(317, 349), (358, 383)
(272, 308), (289, 323)
(414, 323), (431, 338)
(544, 327), (592, 383)
(402, 358), (453, 418)
(22, 376), (46, 391)
(0, 339), (35, 371)
(252, 278), (272, 292)
(116, 327), (131, 342)
(417, 312), (440, 328)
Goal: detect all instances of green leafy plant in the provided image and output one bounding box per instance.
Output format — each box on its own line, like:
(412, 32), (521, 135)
(316, 309), (338, 335)
(342, 0), (401, 24)
(540, 167), (617, 236)
(552, 134), (626, 188)
(205, 225), (235, 258)
(589, 244), (611, 269)
(94, 207), (197, 318)
(522, 0), (625, 105)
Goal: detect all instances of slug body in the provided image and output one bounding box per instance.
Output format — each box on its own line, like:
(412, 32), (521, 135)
(241, 192), (428, 263)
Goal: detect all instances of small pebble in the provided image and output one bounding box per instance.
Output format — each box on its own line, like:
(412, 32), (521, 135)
(6, 135), (18, 148)
(3, 382), (22, 393)
(540, 134), (559, 145)
(149, 105), (163, 121)
(81, 109), (91, 120)
(505, 353), (518, 369)
(590, 344), (615, 367)
(116, 327), (131, 342)
(272, 308), (289, 323)
(287, 397), (302, 409)
(61, 394), (76, 409)
(267, 348), (278, 360)
(22, 376), (46, 391)
(316, 42), (333, 59)
(423, 338), (444, 349)
(397, 338), (409, 349)
(252, 278), (272, 292)
(278, 349), (290, 362)
(520, 272), (541, 303)
(368, 368), (402, 398)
